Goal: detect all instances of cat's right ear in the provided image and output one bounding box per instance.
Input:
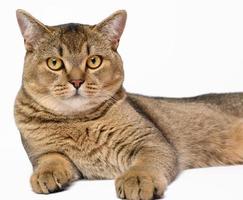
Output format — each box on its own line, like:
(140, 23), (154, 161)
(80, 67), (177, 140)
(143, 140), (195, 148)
(16, 9), (52, 51)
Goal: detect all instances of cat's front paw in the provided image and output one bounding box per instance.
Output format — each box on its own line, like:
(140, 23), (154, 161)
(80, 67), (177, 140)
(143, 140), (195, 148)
(30, 164), (73, 194)
(115, 168), (167, 200)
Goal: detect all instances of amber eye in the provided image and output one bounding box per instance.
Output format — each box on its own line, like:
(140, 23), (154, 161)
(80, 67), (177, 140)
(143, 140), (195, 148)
(87, 55), (102, 69)
(46, 57), (64, 71)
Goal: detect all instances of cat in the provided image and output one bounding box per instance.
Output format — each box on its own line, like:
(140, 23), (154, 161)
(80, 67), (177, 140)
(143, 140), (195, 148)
(14, 9), (243, 200)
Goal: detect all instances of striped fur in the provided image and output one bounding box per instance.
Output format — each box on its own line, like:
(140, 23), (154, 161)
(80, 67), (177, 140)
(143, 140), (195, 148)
(15, 10), (243, 200)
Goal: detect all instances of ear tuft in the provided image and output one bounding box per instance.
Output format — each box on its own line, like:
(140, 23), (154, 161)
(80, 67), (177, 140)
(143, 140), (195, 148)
(95, 10), (127, 50)
(16, 9), (51, 51)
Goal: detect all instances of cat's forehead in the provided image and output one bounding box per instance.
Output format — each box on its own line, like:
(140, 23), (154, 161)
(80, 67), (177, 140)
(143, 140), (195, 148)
(52, 23), (89, 54)
(49, 23), (109, 56)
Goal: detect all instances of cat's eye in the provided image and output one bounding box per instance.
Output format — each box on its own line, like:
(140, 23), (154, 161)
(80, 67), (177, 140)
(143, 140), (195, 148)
(87, 55), (102, 69)
(46, 57), (64, 71)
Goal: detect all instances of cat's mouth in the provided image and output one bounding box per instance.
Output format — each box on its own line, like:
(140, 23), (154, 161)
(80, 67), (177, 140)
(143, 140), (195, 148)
(74, 89), (80, 96)
(70, 89), (90, 99)
(64, 87), (97, 99)
(72, 91), (82, 98)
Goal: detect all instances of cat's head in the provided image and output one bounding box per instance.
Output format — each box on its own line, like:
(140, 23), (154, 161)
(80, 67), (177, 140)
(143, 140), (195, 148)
(16, 9), (127, 115)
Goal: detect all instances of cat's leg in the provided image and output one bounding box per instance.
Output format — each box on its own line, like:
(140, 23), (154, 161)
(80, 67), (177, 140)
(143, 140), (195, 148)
(115, 140), (178, 200)
(30, 153), (80, 194)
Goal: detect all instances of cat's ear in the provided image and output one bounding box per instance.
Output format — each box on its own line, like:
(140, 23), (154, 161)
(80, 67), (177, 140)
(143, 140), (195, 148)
(16, 9), (52, 51)
(95, 10), (127, 50)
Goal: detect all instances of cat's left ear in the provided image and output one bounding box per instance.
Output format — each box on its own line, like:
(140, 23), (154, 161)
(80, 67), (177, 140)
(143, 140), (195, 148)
(95, 10), (127, 50)
(16, 9), (52, 51)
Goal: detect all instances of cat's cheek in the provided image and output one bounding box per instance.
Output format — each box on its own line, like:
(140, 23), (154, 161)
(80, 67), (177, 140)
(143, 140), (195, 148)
(79, 89), (96, 98)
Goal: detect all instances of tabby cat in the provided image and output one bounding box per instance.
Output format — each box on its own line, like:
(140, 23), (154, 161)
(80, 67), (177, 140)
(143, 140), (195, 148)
(15, 9), (243, 200)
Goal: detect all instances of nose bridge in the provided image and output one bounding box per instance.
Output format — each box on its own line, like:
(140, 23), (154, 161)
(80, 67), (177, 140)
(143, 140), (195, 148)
(68, 66), (85, 81)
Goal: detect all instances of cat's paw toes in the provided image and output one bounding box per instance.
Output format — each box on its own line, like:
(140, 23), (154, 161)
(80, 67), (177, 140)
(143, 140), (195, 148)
(30, 166), (72, 194)
(115, 169), (166, 200)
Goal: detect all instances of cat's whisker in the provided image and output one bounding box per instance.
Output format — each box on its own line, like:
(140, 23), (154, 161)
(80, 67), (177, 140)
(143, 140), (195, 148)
(85, 86), (98, 90)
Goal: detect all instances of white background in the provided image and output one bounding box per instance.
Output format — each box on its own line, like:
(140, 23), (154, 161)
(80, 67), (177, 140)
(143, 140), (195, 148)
(1, 0), (243, 199)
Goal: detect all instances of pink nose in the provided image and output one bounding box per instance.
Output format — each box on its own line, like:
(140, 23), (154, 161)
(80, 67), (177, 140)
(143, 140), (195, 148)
(69, 79), (84, 89)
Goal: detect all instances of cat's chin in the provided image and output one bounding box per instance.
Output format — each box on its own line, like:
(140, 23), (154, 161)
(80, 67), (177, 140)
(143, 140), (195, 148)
(33, 92), (100, 115)
(54, 96), (99, 115)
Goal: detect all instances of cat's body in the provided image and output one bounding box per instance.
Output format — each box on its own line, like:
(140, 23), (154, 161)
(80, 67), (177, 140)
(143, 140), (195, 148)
(16, 89), (243, 176)
(129, 92), (243, 168)
(15, 9), (243, 200)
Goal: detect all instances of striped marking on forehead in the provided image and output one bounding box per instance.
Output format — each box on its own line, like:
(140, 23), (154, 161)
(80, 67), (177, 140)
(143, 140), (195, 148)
(58, 46), (63, 57)
(58, 42), (90, 73)
(59, 23), (88, 54)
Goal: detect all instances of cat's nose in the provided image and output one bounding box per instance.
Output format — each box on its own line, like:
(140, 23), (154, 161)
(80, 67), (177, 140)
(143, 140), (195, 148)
(69, 79), (84, 89)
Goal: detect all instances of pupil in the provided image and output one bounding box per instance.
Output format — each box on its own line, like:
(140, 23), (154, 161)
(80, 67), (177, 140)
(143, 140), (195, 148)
(91, 58), (96, 64)
(52, 59), (57, 65)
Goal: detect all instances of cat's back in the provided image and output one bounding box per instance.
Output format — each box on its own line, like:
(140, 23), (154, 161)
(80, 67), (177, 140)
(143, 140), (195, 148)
(127, 92), (239, 150)
(128, 92), (243, 118)
(127, 92), (243, 168)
